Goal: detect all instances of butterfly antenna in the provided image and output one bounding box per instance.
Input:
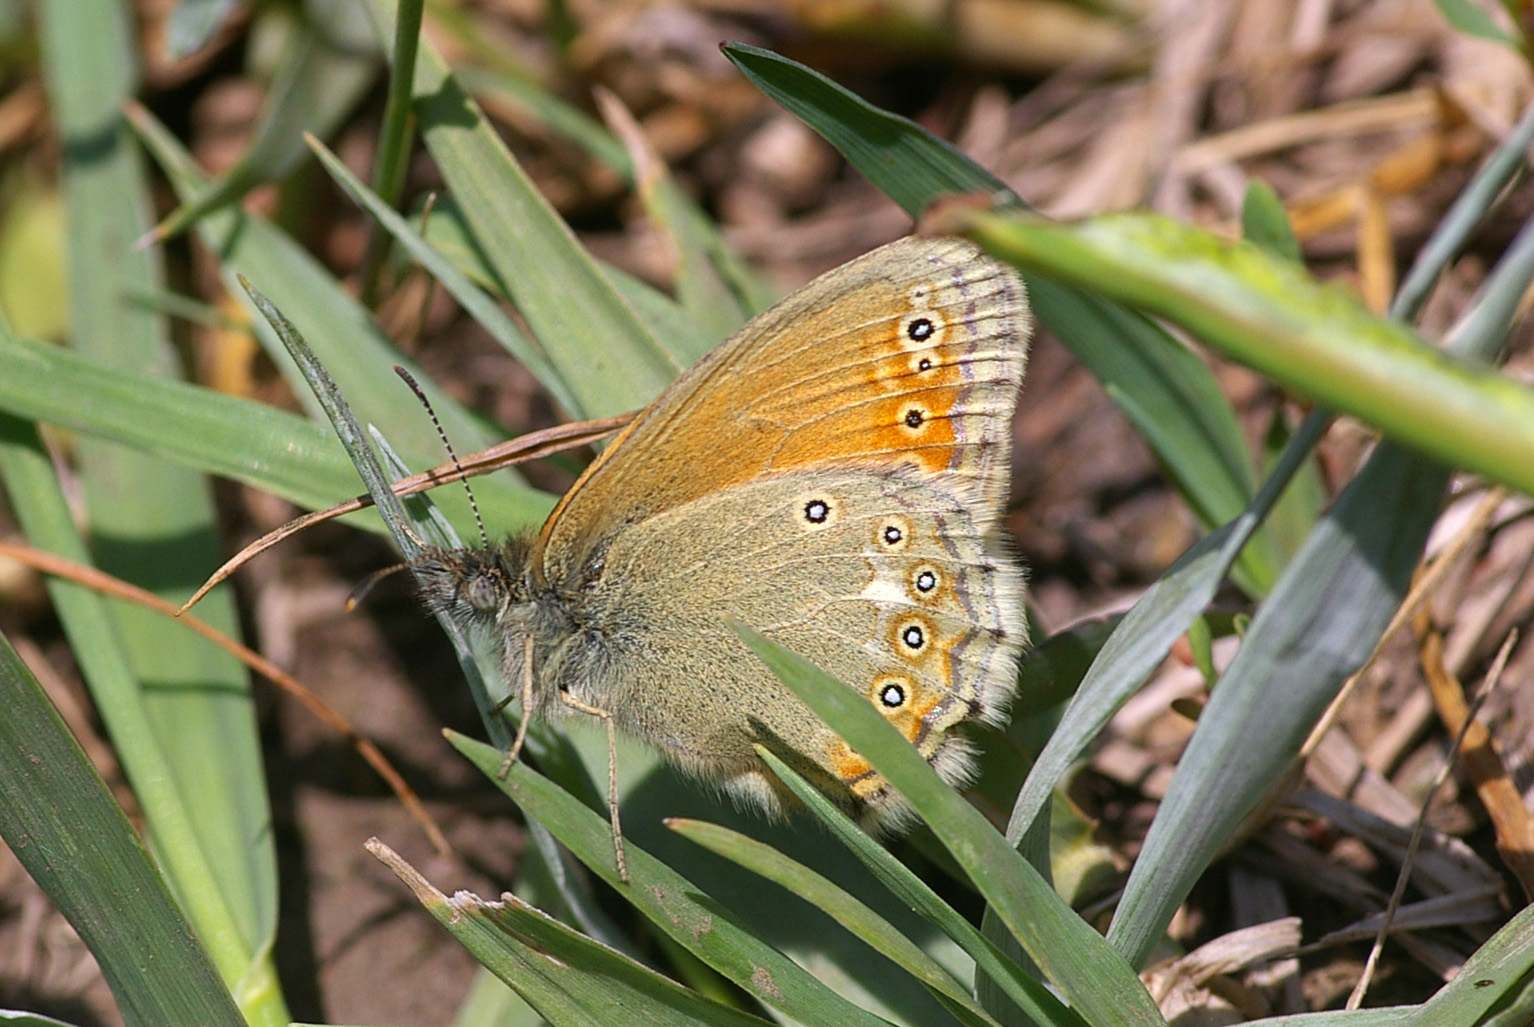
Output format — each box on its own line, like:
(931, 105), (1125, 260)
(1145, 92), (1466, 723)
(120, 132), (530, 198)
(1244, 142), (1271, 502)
(394, 366), (489, 549)
(347, 561), (411, 610)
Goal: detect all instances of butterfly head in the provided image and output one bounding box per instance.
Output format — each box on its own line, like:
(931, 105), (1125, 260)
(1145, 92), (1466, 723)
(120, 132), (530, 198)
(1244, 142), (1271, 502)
(414, 536), (538, 630)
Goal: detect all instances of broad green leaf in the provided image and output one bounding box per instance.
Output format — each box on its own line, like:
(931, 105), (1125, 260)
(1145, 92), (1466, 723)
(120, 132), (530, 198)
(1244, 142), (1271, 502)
(953, 209), (1534, 499)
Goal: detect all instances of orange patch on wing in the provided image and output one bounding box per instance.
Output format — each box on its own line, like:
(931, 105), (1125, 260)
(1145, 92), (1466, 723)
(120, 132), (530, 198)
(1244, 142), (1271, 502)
(828, 739), (875, 786)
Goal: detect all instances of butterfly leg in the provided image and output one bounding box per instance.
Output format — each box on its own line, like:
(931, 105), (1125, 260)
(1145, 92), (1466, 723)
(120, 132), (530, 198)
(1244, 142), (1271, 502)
(559, 690), (630, 884)
(496, 639), (537, 780)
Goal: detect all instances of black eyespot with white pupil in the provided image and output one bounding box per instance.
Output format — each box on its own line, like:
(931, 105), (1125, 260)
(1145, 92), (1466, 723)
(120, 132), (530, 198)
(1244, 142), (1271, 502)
(917, 357), (933, 371)
(915, 569), (937, 593)
(904, 407), (925, 428)
(879, 683), (906, 708)
(882, 525), (902, 545)
(804, 499), (829, 523)
(902, 625), (925, 650)
(907, 317), (934, 341)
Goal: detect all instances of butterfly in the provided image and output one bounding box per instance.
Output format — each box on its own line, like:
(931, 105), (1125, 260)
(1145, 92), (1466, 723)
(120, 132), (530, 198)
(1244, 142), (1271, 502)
(416, 235), (1030, 869)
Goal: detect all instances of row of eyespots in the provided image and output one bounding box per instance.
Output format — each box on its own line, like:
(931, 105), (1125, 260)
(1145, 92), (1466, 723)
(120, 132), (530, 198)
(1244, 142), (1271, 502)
(798, 500), (952, 603)
(872, 515), (947, 606)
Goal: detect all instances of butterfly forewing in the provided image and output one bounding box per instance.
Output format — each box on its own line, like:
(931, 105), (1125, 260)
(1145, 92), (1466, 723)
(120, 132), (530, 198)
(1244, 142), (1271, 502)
(534, 237), (1030, 582)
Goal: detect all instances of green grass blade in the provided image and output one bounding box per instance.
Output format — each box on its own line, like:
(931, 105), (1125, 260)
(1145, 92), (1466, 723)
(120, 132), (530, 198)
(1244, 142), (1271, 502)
(305, 134), (576, 412)
(1006, 410), (1327, 848)
(598, 93), (752, 347)
(1108, 444), (1449, 966)
(37, 0), (279, 1017)
(1241, 180), (1302, 263)
(153, 4), (376, 240)
(0, 414), (280, 1016)
(128, 104), (504, 472)
(0, 630), (246, 1027)
(0, 327), (551, 533)
(452, 967), (544, 1027)
(1448, 213), (1534, 364)
(371, 842), (773, 1026)
(954, 208), (1534, 498)
(722, 43), (1008, 211)
(1400, 899), (1534, 1026)
(735, 629), (1164, 1027)
(1394, 101), (1534, 321)
(752, 749), (1084, 1027)
(454, 63), (632, 174)
(1432, 0), (1523, 51)
(448, 734), (900, 1027)
(668, 818), (1001, 1027)
(1245, 1012), (1412, 1025)
(723, 42), (1272, 594)
(359, 0), (421, 302)
(365, 0), (681, 417)
(165, 0), (238, 59)
(406, 193), (715, 369)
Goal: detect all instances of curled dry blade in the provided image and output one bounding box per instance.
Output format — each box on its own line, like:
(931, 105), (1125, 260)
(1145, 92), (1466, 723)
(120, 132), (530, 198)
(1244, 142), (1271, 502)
(177, 412), (633, 616)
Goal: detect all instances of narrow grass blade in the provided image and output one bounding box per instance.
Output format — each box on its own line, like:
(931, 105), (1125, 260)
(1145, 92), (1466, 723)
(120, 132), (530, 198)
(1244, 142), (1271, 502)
(0, 416), (268, 1007)
(359, 0), (421, 302)
(0, 327), (549, 536)
(1248, 1012), (1412, 1025)
(364, 0), (681, 417)
(752, 749), (1085, 1027)
(735, 629), (1164, 1027)
(454, 63), (632, 174)
(153, 5), (376, 241)
(722, 42), (1007, 211)
(669, 818), (1001, 1027)
(406, 193), (714, 367)
(1006, 410), (1326, 848)
(1400, 899), (1534, 1026)
(1394, 100), (1534, 321)
(598, 91), (752, 347)
(449, 734), (900, 1027)
(451, 966), (544, 1027)
(1241, 180), (1302, 263)
(371, 841), (773, 1026)
(0, 631), (246, 1027)
(129, 103), (504, 477)
(37, 0), (279, 1017)
(305, 135), (574, 412)
(1109, 443), (1449, 966)
(166, 0), (238, 58)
